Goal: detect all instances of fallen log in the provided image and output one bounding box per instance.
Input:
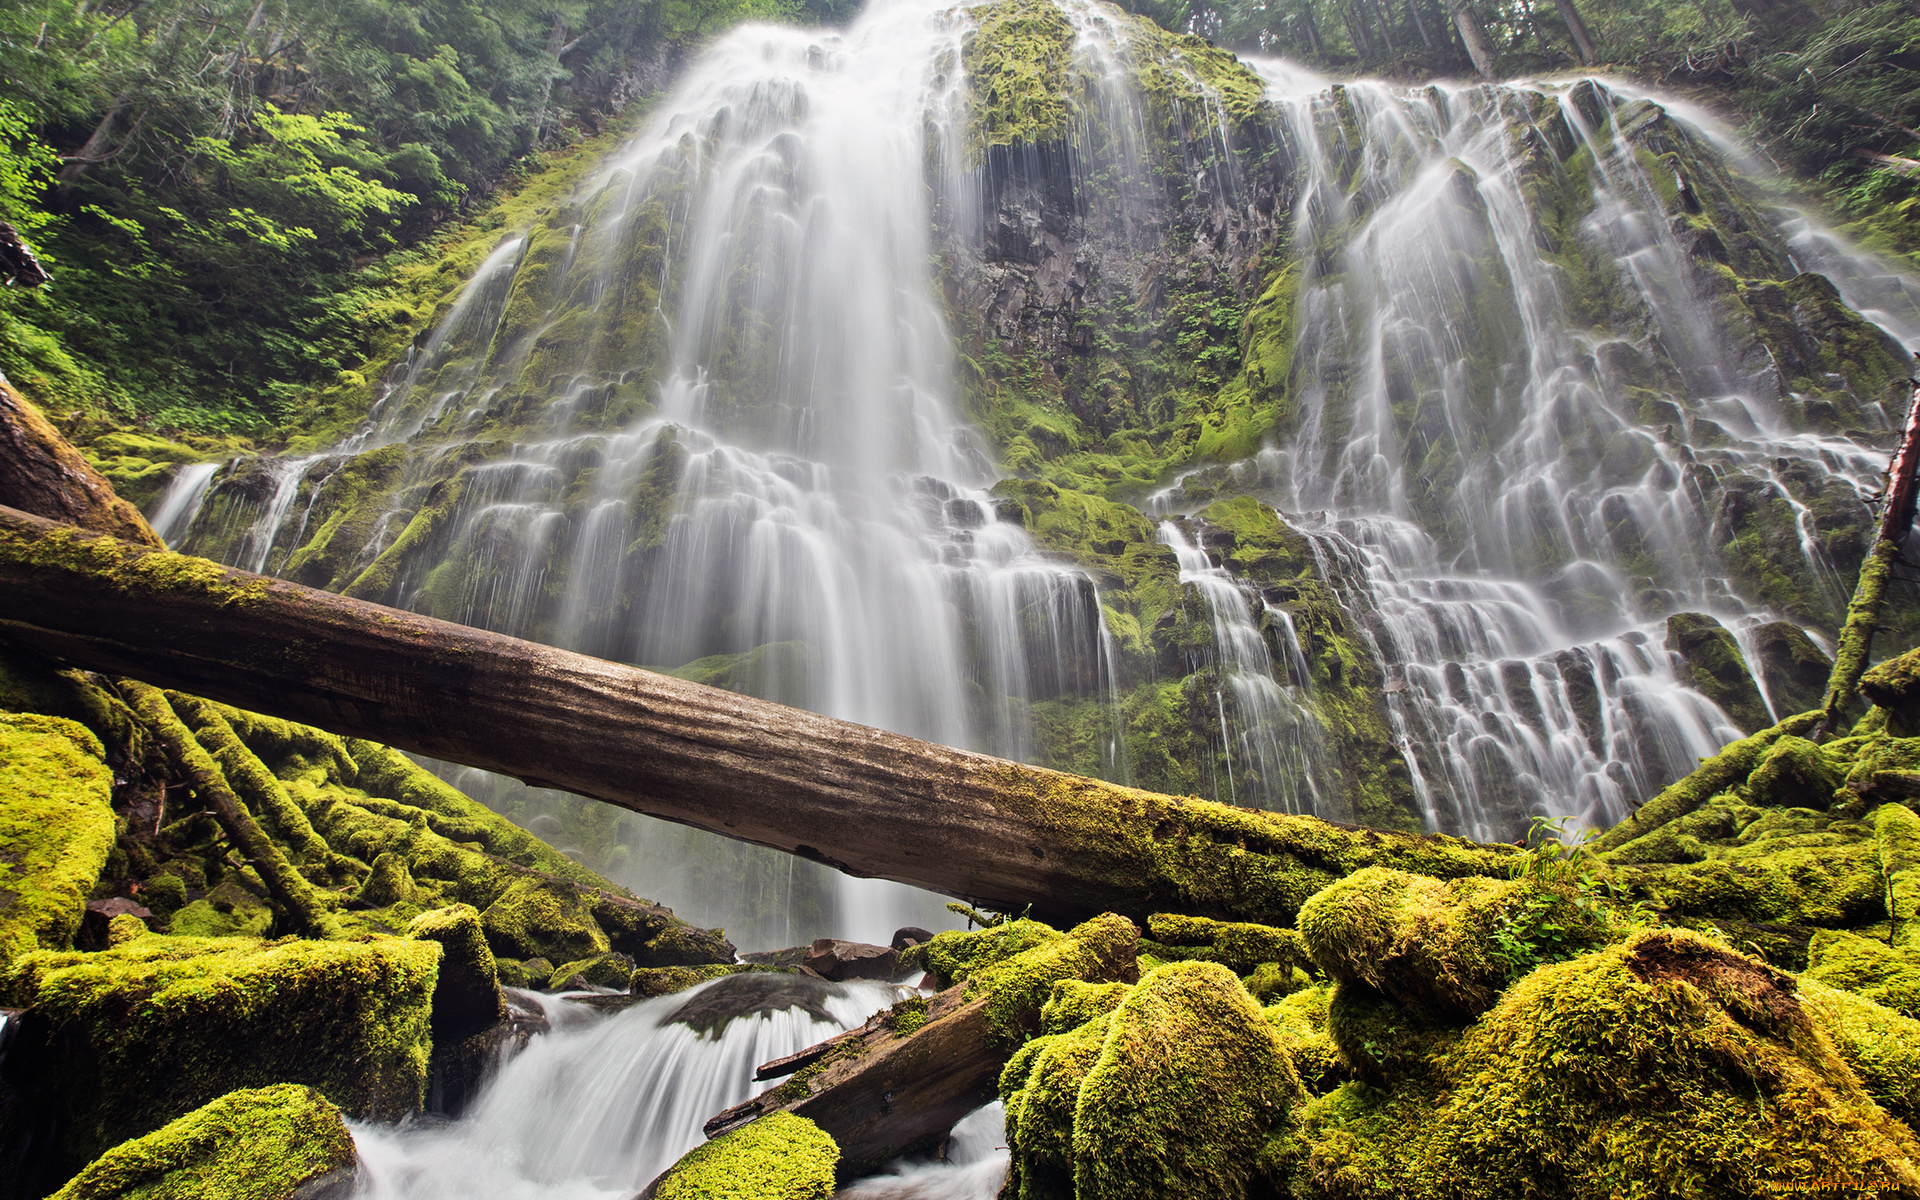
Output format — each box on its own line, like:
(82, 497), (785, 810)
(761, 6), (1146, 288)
(0, 376), (160, 548)
(1817, 377), (1920, 738)
(0, 505), (1515, 926)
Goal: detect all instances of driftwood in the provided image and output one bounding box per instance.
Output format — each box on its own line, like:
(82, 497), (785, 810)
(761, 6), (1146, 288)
(702, 986), (1000, 1179)
(0, 504), (1514, 927)
(1818, 379), (1920, 737)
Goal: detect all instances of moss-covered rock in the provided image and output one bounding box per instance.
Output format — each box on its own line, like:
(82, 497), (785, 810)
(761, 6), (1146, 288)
(546, 952), (633, 991)
(1880, 801), (1920, 948)
(1798, 976), (1920, 1129)
(1664, 613), (1770, 734)
(3, 932), (437, 1163)
(966, 913), (1140, 1043)
(645, 1111), (837, 1200)
(1863, 645), (1920, 736)
(1743, 735), (1847, 809)
(1294, 930), (1920, 1195)
(407, 904), (504, 1038)
(1803, 927), (1920, 1018)
(0, 713), (116, 966)
(924, 918), (1062, 989)
(1072, 961), (1301, 1200)
(1037, 978), (1133, 1035)
(1749, 620), (1833, 720)
(630, 964), (749, 998)
(1003, 1014), (1113, 1200)
(48, 1084), (355, 1200)
(1296, 866), (1610, 1021)
(1263, 984), (1343, 1093)
(479, 877), (609, 964)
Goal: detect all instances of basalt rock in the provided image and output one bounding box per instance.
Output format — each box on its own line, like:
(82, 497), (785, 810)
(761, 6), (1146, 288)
(802, 939), (899, 982)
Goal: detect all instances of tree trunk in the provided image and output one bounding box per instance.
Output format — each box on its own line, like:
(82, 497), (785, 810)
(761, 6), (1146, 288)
(1448, 0), (1497, 77)
(1407, 0), (1435, 51)
(0, 504), (1515, 928)
(1552, 0), (1596, 63)
(0, 376), (162, 547)
(1818, 381), (1920, 737)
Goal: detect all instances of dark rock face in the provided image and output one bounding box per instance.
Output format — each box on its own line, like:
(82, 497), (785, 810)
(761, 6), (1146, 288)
(891, 926), (934, 951)
(1749, 621), (1833, 719)
(1664, 613), (1770, 733)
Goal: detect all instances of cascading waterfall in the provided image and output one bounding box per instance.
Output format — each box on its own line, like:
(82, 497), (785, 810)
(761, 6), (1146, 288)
(1159, 521), (1332, 813)
(1148, 66), (1920, 839)
(153, 0), (1129, 950)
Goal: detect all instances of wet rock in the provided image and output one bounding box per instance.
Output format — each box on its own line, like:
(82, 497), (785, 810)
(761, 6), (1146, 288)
(890, 926), (933, 951)
(665, 972), (847, 1037)
(802, 938), (898, 981)
(630, 964), (750, 999)
(407, 904), (505, 1038)
(76, 899), (152, 952)
(1664, 612), (1769, 734)
(1750, 620), (1832, 720)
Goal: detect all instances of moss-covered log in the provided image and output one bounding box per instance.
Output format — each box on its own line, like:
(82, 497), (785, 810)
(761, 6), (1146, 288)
(0, 379), (160, 550)
(0, 505), (1515, 928)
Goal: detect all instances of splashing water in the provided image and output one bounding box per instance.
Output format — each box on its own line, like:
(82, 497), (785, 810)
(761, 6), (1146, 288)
(353, 977), (910, 1199)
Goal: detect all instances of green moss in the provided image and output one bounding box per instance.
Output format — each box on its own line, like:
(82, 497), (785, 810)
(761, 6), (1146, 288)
(1804, 928), (1920, 1018)
(630, 963), (748, 998)
(1594, 710), (1824, 852)
(1297, 867), (1610, 1021)
(924, 918), (1062, 988)
(1294, 930), (1920, 1196)
(1004, 1014), (1113, 1200)
(407, 903), (504, 1037)
(1145, 912), (1307, 974)
(0, 713), (116, 965)
(961, 0), (1077, 161)
(1039, 979), (1133, 1035)
(1879, 801), (1920, 947)
(547, 952), (633, 990)
(1242, 961), (1310, 1004)
(968, 913), (1140, 1044)
(1072, 961), (1302, 1200)
(48, 1084), (355, 1200)
(0, 524), (271, 609)
(360, 852), (420, 907)
(1743, 735), (1847, 809)
(3, 931), (437, 1162)
(479, 876), (609, 964)
(1798, 976), (1920, 1129)
(1264, 984), (1343, 1093)
(1323, 980), (1459, 1087)
(649, 1111), (837, 1200)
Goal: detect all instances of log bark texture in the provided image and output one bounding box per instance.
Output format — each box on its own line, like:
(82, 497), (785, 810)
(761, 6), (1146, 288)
(703, 985), (1000, 1180)
(0, 505), (1514, 928)
(0, 377), (161, 548)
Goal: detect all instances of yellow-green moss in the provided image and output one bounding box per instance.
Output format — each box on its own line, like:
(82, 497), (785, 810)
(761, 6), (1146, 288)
(547, 952), (632, 990)
(1004, 1014), (1113, 1200)
(967, 913), (1139, 1044)
(0, 713), (116, 965)
(48, 1084), (354, 1200)
(649, 1111), (838, 1200)
(0, 524), (270, 608)
(1593, 710), (1824, 852)
(1241, 961), (1311, 1004)
(407, 903), (504, 1037)
(924, 918), (1062, 988)
(479, 876), (609, 964)
(1878, 801), (1920, 947)
(1072, 961), (1301, 1200)
(1145, 912), (1308, 975)
(3, 932), (438, 1162)
(961, 0), (1077, 161)
(631, 964), (748, 998)
(1297, 867), (1610, 1021)
(1039, 979), (1132, 1035)
(1798, 976), (1920, 1129)
(1264, 984), (1344, 1093)
(1803, 928), (1920, 1018)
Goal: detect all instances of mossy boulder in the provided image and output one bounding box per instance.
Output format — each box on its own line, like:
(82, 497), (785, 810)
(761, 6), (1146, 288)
(1071, 961), (1302, 1200)
(1863, 646), (1920, 736)
(1323, 980), (1459, 1086)
(1803, 928), (1920, 1018)
(1294, 930), (1920, 1195)
(1263, 984), (1343, 1094)
(1038, 979), (1132, 1034)
(1880, 801), (1920, 947)
(1001, 1014), (1113, 1200)
(48, 1084), (355, 1200)
(546, 952), (633, 991)
(2, 932), (437, 1163)
(1749, 620), (1832, 719)
(406, 904), (504, 1038)
(479, 877), (608, 964)
(1665, 612), (1769, 734)
(1743, 735), (1847, 809)
(643, 1111), (837, 1200)
(1798, 976), (1920, 1129)
(358, 852), (419, 907)
(924, 918), (1063, 988)
(966, 913), (1140, 1043)
(0, 714), (116, 966)
(1296, 867), (1609, 1021)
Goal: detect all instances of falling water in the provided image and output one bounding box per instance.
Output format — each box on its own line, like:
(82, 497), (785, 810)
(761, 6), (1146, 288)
(353, 976), (919, 1199)
(1159, 522), (1332, 814)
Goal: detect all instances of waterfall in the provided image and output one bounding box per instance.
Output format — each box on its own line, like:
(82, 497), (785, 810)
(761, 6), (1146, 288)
(351, 976), (963, 1198)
